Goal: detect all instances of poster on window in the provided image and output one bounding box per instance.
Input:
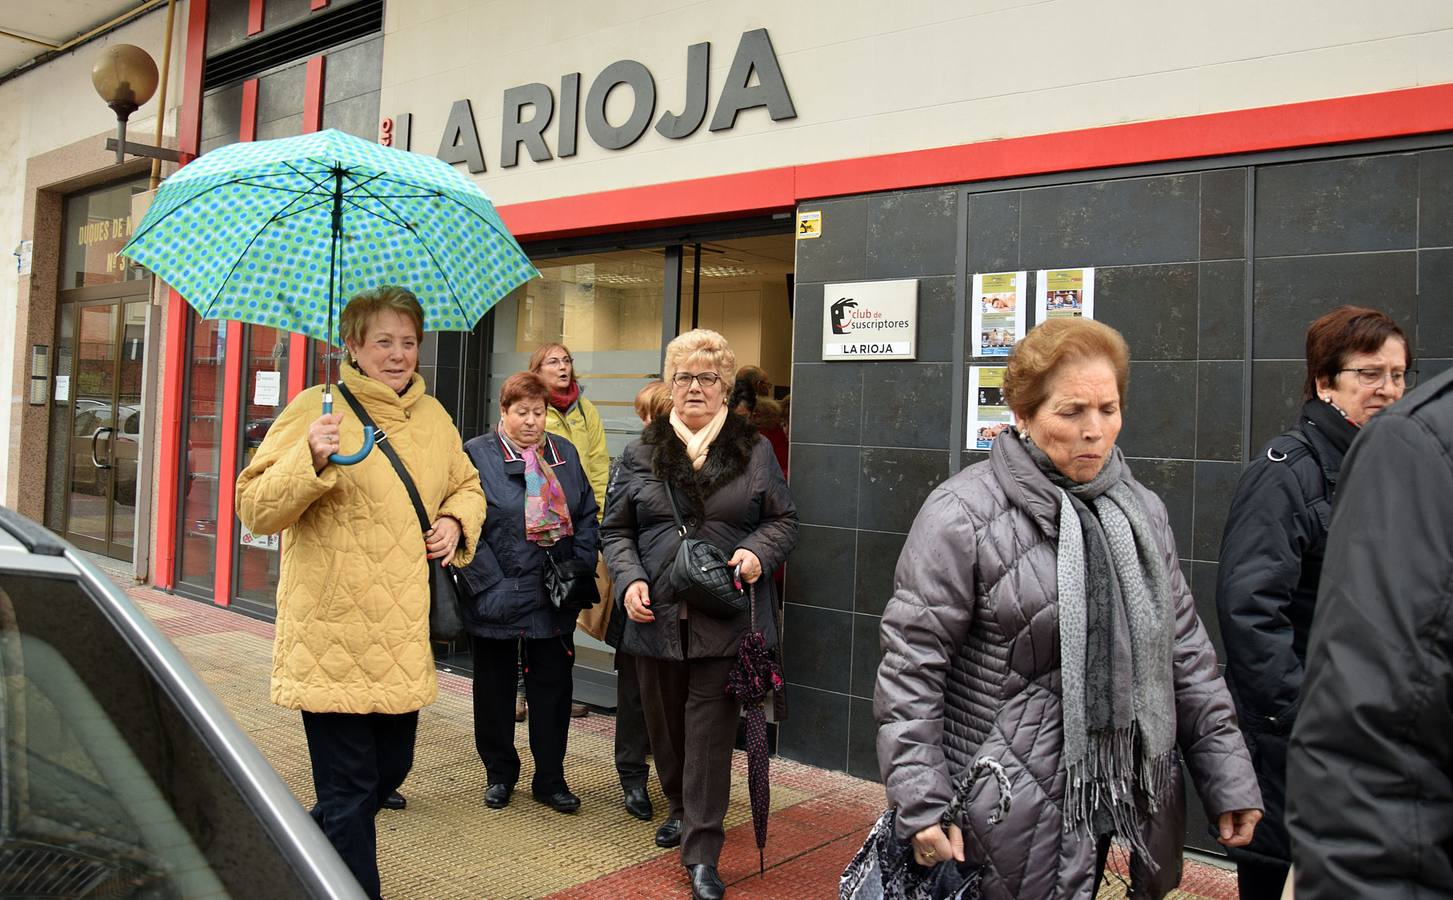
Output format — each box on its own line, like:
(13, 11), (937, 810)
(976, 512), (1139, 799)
(1034, 267), (1095, 322)
(967, 366), (1014, 450)
(239, 524), (280, 552)
(971, 271), (1027, 357)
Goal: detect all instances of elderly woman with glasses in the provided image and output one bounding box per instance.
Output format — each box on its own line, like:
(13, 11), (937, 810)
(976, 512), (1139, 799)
(603, 329), (798, 900)
(1214, 305), (1411, 899)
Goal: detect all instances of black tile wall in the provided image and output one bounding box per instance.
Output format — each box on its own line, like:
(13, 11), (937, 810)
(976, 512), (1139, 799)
(850, 613), (883, 699)
(788, 362), (863, 445)
(789, 444), (860, 529)
(1198, 260), (1246, 360)
(785, 525), (856, 611)
(795, 197), (870, 283)
(1096, 264), (1199, 360)
(1119, 361), (1196, 458)
(847, 697), (881, 782)
(917, 276), (957, 363)
(1196, 361), (1244, 462)
(1193, 461), (1242, 561)
(1255, 155), (1419, 257)
(854, 529), (906, 617)
(866, 189), (959, 279)
(857, 448), (948, 533)
(966, 191), (1020, 273)
(1018, 174), (1200, 269)
(1418, 249), (1453, 359)
(1252, 252), (1417, 358)
(1420, 149), (1453, 248)
(1200, 168), (1247, 260)
(783, 142), (1450, 792)
(777, 685), (849, 772)
(784, 604), (853, 693)
(860, 364), (952, 449)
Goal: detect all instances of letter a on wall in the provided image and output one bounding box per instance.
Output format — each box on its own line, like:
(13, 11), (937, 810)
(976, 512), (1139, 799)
(437, 98), (486, 173)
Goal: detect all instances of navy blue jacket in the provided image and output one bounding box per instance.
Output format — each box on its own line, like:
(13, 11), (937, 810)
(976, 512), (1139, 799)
(459, 430), (599, 639)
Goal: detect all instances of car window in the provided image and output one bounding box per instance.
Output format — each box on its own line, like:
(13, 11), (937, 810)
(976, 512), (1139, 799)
(0, 573), (317, 898)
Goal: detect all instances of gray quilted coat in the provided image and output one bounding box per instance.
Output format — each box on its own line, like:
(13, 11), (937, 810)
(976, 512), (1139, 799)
(874, 434), (1260, 899)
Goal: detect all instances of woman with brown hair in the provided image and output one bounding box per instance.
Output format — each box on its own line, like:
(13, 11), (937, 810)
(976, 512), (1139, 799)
(237, 286), (485, 899)
(1215, 305), (1411, 898)
(603, 329), (798, 900)
(459, 371), (599, 814)
(874, 317), (1260, 899)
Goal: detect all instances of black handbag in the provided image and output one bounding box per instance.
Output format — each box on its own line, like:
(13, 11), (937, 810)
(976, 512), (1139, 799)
(662, 482), (749, 619)
(544, 550), (601, 612)
(335, 383), (467, 643)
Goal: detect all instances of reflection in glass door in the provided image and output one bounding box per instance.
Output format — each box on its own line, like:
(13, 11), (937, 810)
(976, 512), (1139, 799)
(235, 326), (291, 611)
(62, 300), (148, 559)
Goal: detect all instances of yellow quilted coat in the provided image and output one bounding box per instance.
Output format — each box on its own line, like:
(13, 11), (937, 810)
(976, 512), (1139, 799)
(236, 362), (485, 715)
(545, 393), (608, 520)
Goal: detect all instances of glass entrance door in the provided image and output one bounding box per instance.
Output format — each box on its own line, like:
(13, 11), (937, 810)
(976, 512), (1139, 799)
(63, 299), (148, 560)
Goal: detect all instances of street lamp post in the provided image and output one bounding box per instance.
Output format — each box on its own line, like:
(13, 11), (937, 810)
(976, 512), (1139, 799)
(91, 44), (159, 166)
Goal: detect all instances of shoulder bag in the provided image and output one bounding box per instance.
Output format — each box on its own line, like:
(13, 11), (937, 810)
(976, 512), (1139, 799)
(662, 481), (749, 619)
(335, 383), (467, 642)
(544, 548), (601, 612)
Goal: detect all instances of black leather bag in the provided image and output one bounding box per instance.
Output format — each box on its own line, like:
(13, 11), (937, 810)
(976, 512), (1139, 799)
(544, 552), (601, 612)
(336, 383), (467, 643)
(662, 482), (748, 620)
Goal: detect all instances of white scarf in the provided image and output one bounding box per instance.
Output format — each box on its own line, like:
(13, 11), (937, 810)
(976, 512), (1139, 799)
(669, 406), (728, 470)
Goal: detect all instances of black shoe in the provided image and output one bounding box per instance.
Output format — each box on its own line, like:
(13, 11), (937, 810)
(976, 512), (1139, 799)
(379, 790), (406, 811)
(623, 786), (654, 821)
(655, 817), (683, 848)
(687, 864), (725, 900)
(534, 789), (581, 813)
(483, 783), (513, 809)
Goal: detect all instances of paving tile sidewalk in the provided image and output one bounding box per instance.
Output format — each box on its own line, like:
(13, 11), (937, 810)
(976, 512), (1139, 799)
(116, 578), (1240, 899)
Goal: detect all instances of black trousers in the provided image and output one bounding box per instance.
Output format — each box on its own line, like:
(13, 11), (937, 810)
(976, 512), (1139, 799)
(472, 634), (575, 794)
(614, 649), (652, 789)
(636, 624), (741, 866)
(1237, 857), (1291, 900)
(301, 710), (418, 900)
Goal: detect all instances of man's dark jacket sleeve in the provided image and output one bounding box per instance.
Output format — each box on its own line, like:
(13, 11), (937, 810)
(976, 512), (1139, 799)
(1287, 394), (1453, 898)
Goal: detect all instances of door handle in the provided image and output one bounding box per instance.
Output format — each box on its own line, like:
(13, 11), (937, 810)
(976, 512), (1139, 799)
(91, 427), (114, 469)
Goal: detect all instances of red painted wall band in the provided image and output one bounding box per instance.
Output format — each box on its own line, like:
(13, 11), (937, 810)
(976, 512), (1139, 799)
(287, 335), (307, 399)
(239, 79), (258, 143)
(155, 0), (209, 588)
(311, 0), (329, 9)
(303, 55), (325, 132)
(247, 0), (264, 35)
(498, 82), (1453, 242)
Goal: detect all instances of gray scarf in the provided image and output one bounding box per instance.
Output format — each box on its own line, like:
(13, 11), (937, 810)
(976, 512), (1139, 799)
(1021, 434), (1175, 857)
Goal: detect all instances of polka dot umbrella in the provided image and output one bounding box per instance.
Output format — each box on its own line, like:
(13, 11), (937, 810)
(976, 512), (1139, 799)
(120, 128), (539, 464)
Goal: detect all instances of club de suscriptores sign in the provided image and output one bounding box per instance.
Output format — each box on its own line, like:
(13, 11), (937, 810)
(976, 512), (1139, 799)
(821, 279), (918, 361)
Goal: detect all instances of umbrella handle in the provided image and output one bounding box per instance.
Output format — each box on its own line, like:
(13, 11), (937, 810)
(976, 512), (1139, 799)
(321, 390), (376, 466)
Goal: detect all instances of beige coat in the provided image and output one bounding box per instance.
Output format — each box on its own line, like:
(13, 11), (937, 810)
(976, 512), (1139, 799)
(236, 362), (485, 714)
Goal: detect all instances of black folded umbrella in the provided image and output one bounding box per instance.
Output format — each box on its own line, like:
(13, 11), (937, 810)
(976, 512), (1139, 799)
(724, 585), (783, 875)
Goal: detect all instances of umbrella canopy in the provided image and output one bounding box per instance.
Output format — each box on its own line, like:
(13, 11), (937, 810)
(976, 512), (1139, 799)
(725, 585), (784, 875)
(120, 128), (538, 345)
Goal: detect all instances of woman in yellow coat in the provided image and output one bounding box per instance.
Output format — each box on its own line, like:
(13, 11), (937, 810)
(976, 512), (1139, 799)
(236, 287), (484, 900)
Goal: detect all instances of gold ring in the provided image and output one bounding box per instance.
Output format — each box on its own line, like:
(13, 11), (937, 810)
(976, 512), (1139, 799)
(923, 847), (937, 860)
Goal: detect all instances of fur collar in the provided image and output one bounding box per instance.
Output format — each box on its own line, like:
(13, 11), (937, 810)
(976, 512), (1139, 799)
(643, 412), (758, 511)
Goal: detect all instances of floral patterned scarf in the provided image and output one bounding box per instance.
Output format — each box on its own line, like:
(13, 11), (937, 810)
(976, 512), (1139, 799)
(523, 442), (573, 545)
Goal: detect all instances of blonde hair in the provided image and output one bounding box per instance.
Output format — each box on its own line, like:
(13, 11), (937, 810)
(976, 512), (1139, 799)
(1003, 318), (1130, 419)
(634, 380), (673, 422)
(339, 285), (424, 348)
(663, 328), (736, 384)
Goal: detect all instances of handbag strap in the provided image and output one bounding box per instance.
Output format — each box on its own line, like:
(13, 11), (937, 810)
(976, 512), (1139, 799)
(662, 480), (689, 537)
(335, 382), (431, 536)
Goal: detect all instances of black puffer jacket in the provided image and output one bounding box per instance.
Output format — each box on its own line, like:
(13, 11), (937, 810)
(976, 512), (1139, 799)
(1214, 399), (1355, 866)
(1288, 367), (1453, 899)
(601, 412), (798, 661)
(457, 431), (599, 640)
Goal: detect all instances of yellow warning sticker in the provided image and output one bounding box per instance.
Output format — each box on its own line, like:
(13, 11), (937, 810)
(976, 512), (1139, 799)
(796, 210), (822, 239)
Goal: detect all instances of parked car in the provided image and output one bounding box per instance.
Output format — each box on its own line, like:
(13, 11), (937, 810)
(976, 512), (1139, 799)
(0, 507), (365, 899)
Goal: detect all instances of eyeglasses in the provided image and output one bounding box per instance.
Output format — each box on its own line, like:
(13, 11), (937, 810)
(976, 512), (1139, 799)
(1337, 367), (1416, 388)
(671, 371), (722, 388)
(541, 356), (573, 367)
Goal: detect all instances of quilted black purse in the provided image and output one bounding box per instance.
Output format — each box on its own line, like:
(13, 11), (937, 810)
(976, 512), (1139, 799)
(662, 482), (749, 619)
(336, 383), (467, 642)
(544, 551), (601, 612)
